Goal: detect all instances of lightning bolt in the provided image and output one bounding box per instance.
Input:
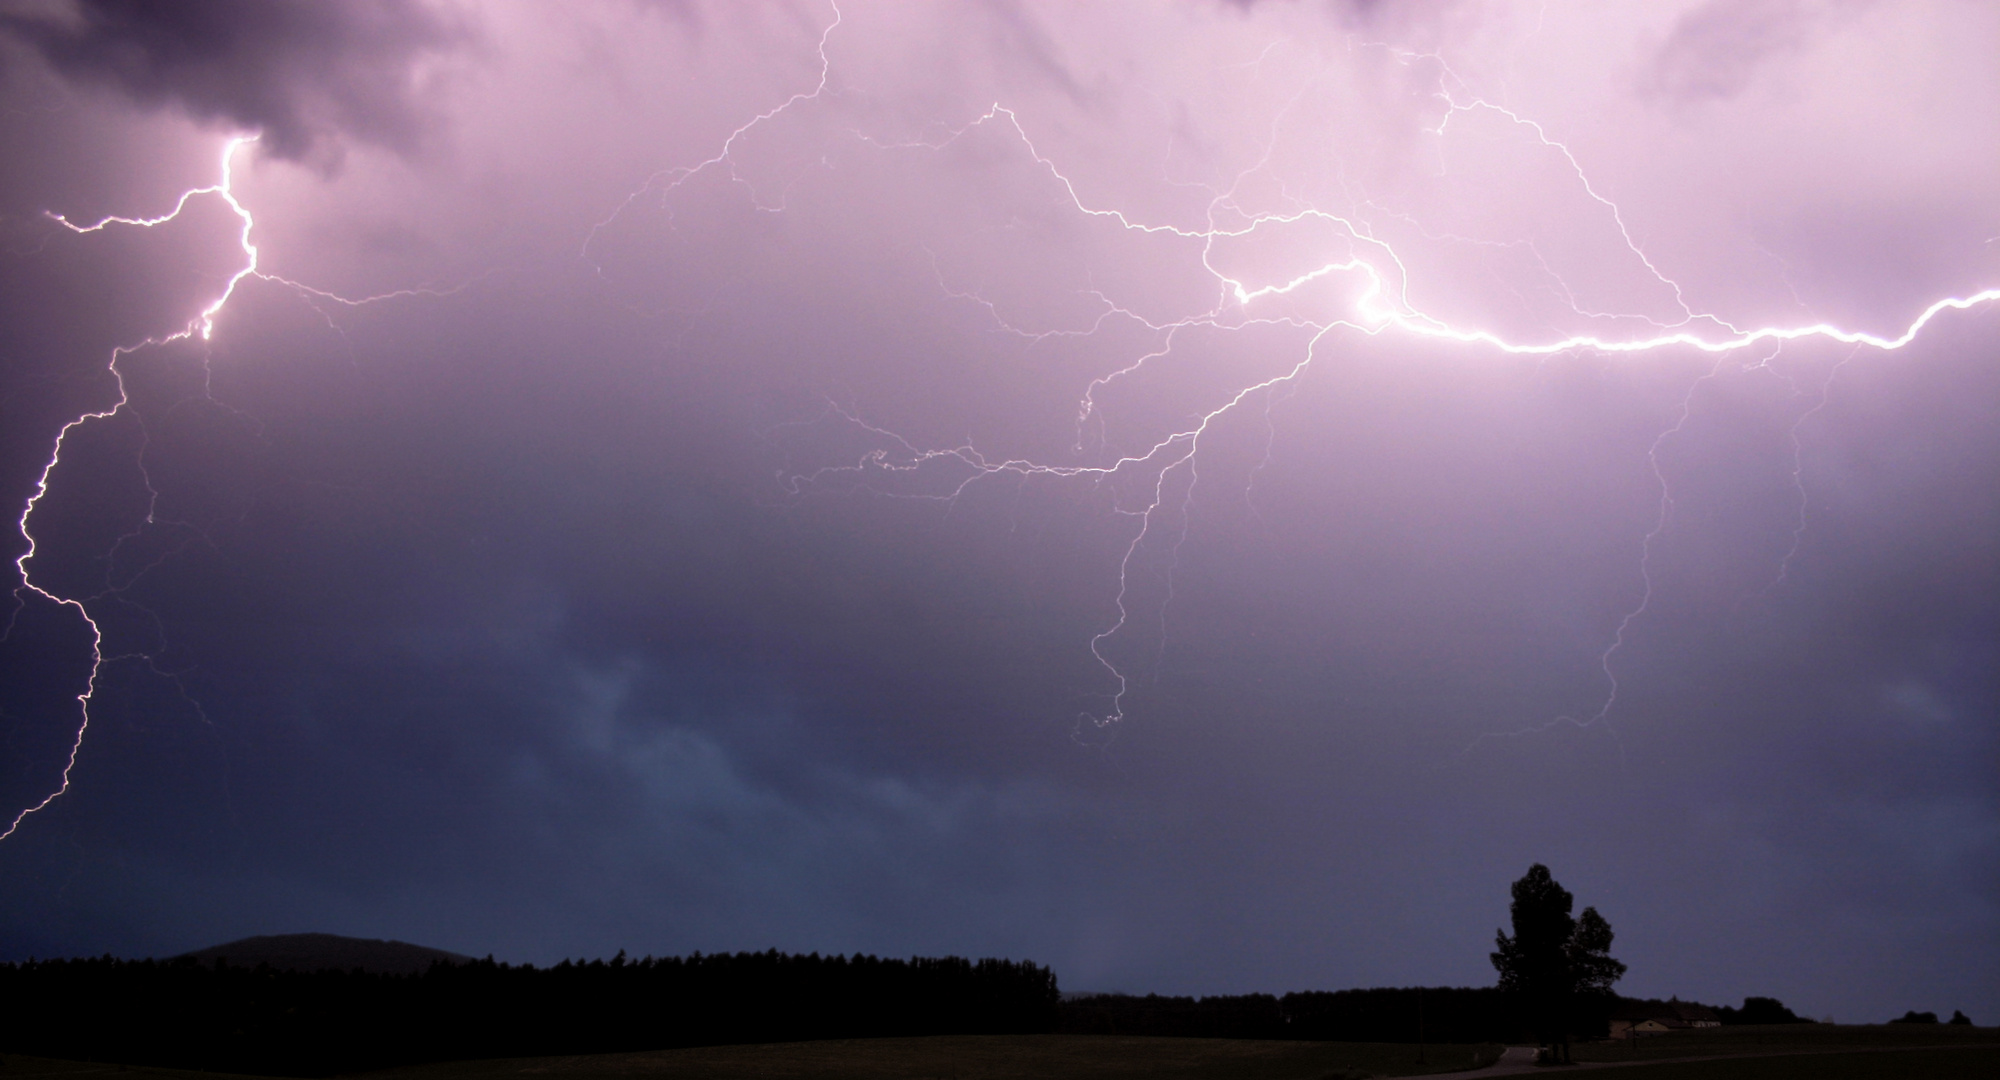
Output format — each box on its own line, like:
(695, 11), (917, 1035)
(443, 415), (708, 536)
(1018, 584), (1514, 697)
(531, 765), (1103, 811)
(755, 33), (1999, 738)
(43, 136), (262, 339)
(1765, 344), (1861, 593)
(5, 134), (462, 841)
(3, 136), (259, 842)
(1, 0), (853, 842)
(580, 2), (843, 270)
(10, 4), (1998, 838)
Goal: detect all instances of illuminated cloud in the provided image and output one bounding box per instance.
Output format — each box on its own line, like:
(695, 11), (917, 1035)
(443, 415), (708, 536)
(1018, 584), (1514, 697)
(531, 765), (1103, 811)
(1642, 0), (1858, 102)
(0, 0), (1993, 1027)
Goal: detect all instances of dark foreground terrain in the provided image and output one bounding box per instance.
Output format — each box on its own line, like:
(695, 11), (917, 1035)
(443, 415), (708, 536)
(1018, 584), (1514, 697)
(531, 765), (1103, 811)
(1568, 1022), (2000, 1079)
(5, 1026), (1997, 1080)
(0, 1038), (1492, 1080)
(0, 950), (1059, 1073)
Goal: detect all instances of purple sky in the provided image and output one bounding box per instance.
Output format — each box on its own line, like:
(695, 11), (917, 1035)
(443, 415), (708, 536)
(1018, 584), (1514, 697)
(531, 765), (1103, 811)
(2, 1), (1995, 1024)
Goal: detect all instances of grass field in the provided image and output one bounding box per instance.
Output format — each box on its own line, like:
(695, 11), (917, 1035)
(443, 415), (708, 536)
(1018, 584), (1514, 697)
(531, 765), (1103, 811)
(363, 1035), (1504, 1080)
(3, 1037), (1500, 1080)
(1554, 1024), (2000, 1080)
(2, 1059), (252, 1080)
(4, 1025), (1995, 1080)
(1573, 1021), (2000, 1065)
(1574, 1046), (2000, 1080)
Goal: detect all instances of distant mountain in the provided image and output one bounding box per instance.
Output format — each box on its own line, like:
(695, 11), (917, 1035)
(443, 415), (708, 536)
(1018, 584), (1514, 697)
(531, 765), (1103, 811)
(176, 932), (472, 974)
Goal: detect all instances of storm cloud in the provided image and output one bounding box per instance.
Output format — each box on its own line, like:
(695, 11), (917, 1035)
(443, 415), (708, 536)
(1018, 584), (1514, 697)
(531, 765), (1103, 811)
(0, 0), (463, 162)
(1, 0), (1994, 1026)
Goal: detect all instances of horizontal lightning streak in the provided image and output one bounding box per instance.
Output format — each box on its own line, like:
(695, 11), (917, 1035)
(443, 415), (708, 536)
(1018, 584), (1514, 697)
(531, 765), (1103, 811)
(797, 66), (2000, 732)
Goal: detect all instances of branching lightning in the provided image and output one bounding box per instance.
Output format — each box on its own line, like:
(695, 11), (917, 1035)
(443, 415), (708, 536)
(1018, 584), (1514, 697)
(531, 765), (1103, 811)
(1765, 344), (1861, 593)
(3, 136), (256, 842)
(8, 2), (1998, 837)
(741, 16), (2000, 738)
(5, 2), (856, 842)
(5, 136), (456, 841)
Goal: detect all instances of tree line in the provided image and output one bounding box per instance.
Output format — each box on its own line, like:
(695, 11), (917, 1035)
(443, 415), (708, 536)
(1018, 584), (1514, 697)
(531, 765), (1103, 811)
(0, 950), (1058, 1076)
(0, 864), (1878, 1074)
(1058, 865), (1803, 1053)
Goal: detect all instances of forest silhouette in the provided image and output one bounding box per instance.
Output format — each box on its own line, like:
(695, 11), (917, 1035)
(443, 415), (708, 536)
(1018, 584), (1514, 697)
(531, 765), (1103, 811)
(0, 867), (1860, 1076)
(0, 949), (1593, 1075)
(0, 950), (1059, 1075)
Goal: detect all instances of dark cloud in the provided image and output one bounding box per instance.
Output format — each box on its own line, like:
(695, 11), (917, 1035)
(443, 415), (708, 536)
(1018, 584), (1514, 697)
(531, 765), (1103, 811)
(0, 0), (464, 162)
(0, 0), (1993, 1027)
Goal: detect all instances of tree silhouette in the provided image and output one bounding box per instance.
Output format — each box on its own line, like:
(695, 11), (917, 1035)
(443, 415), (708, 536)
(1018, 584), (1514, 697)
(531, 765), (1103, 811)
(1566, 906), (1625, 993)
(1491, 864), (1626, 1062)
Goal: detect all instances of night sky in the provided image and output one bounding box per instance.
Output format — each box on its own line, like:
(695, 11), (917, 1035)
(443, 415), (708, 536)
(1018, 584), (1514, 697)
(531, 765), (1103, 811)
(2, 1), (1995, 1025)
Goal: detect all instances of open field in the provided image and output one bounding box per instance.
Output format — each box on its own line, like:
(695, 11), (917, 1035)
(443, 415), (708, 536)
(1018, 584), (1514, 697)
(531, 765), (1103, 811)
(3, 1037), (1501, 1080)
(1582, 1046), (2000, 1080)
(1, 1059), (262, 1080)
(5, 1026), (1996, 1080)
(362, 1035), (1503, 1080)
(1572, 1022), (2000, 1065)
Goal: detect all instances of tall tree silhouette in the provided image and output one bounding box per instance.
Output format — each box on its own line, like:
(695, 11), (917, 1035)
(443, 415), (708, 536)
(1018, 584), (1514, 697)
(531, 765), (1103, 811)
(1492, 864), (1625, 1062)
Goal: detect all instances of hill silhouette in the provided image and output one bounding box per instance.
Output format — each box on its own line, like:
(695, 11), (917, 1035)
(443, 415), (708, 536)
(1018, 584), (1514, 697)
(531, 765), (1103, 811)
(176, 932), (471, 974)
